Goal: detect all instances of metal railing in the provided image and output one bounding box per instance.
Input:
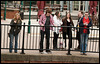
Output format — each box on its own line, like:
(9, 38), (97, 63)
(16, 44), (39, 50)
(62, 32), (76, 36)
(1, 23), (99, 55)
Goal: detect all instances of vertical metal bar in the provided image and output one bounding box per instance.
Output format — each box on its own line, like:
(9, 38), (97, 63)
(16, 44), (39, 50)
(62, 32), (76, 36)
(3, 25), (5, 48)
(1, 25), (2, 48)
(4, 1), (7, 20)
(73, 27), (75, 49)
(91, 30), (94, 52)
(21, 1), (23, 11)
(32, 26), (35, 49)
(95, 29), (98, 52)
(6, 25), (9, 48)
(26, 26), (29, 49)
(20, 23), (25, 54)
(35, 27), (38, 49)
(89, 29), (92, 51)
(92, 29), (95, 52)
(28, 1), (31, 33)
(18, 30), (21, 49)
(37, 26), (39, 49)
(29, 26), (31, 49)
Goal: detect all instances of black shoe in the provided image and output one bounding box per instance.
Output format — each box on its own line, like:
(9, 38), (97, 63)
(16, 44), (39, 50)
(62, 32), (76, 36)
(46, 50), (52, 54)
(47, 51), (52, 54)
(9, 52), (12, 53)
(75, 48), (80, 51)
(53, 48), (57, 50)
(14, 52), (17, 53)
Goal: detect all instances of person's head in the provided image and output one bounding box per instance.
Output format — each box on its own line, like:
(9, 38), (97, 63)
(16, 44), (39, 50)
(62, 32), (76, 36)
(78, 11), (83, 17)
(67, 12), (72, 19)
(55, 11), (61, 19)
(14, 13), (21, 20)
(46, 8), (52, 15)
(84, 12), (89, 18)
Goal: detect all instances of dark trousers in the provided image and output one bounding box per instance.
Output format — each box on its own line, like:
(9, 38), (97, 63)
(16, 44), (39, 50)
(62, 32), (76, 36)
(39, 30), (50, 52)
(53, 32), (59, 49)
(76, 31), (80, 49)
(63, 31), (72, 48)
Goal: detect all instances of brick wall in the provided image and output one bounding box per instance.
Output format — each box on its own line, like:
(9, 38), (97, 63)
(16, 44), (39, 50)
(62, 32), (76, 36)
(1, 8), (19, 19)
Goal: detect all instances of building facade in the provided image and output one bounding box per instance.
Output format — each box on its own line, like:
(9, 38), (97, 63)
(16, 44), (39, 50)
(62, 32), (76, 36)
(1, 1), (99, 12)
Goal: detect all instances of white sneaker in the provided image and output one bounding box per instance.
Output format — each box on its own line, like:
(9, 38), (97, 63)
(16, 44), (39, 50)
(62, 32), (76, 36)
(40, 52), (44, 54)
(70, 48), (73, 50)
(43, 52), (48, 54)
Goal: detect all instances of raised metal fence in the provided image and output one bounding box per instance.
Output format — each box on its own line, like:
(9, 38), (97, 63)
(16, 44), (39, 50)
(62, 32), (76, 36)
(1, 23), (99, 54)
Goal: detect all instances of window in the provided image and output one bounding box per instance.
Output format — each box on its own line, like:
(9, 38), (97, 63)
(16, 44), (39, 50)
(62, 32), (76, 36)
(46, 1), (50, 4)
(56, 1), (60, 4)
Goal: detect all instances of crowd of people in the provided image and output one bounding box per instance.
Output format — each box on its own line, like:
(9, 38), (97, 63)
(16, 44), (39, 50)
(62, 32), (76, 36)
(38, 8), (92, 55)
(8, 8), (92, 55)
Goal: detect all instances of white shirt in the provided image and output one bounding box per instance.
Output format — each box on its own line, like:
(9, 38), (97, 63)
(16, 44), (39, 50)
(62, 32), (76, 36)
(53, 15), (62, 34)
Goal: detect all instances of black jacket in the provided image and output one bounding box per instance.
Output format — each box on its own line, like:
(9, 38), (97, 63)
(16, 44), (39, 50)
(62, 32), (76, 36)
(9, 19), (22, 36)
(62, 18), (74, 33)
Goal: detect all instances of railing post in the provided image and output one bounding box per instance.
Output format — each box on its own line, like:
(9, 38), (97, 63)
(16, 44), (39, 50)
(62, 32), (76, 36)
(20, 23), (25, 54)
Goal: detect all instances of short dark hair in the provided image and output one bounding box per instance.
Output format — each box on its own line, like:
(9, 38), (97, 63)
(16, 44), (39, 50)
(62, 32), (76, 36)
(85, 11), (89, 13)
(46, 8), (52, 14)
(79, 11), (83, 15)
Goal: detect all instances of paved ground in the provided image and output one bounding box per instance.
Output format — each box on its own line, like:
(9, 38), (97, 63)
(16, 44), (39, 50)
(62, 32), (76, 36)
(1, 49), (99, 58)
(1, 49), (99, 63)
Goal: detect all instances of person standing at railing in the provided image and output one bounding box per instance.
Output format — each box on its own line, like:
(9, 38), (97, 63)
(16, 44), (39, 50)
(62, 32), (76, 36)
(75, 11), (84, 50)
(79, 12), (92, 55)
(9, 13), (22, 53)
(62, 12), (74, 49)
(53, 11), (63, 50)
(39, 8), (55, 54)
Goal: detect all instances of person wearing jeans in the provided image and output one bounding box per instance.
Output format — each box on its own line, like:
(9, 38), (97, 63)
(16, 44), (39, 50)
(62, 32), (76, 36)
(79, 12), (92, 55)
(9, 33), (18, 53)
(80, 33), (89, 54)
(9, 13), (22, 53)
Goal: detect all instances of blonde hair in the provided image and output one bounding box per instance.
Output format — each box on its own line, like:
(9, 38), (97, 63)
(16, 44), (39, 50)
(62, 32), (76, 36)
(13, 13), (21, 23)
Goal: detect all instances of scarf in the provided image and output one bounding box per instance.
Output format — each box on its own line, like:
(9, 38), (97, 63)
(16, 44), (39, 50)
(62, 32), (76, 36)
(83, 17), (90, 33)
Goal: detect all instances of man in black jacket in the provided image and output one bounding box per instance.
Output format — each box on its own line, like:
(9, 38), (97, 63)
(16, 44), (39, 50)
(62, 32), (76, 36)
(75, 11), (83, 50)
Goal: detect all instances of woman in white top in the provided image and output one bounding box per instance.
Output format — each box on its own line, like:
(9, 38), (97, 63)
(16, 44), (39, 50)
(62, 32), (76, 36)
(53, 11), (62, 49)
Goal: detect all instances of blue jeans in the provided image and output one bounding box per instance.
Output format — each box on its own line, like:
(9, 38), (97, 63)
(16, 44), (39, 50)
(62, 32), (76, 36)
(80, 33), (89, 53)
(9, 34), (18, 52)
